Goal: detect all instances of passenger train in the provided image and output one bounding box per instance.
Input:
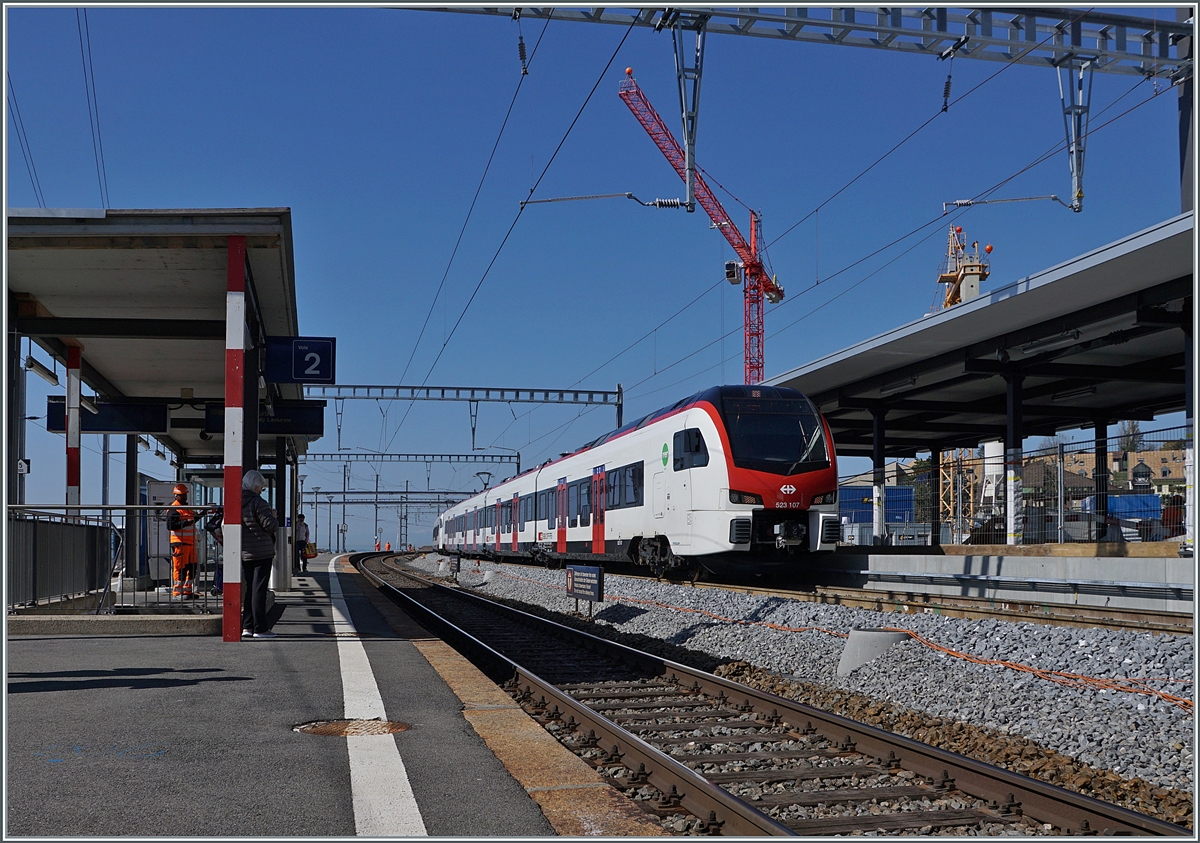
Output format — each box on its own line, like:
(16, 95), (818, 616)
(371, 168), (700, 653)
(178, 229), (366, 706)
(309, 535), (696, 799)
(433, 385), (840, 575)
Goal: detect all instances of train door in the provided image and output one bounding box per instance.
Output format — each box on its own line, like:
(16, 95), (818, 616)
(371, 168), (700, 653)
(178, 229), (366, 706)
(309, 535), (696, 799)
(665, 429), (694, 547)
(556, 477), (567, 554)
(512, 492), (520, 552)
(472, 506), (478, 552)
(591, 465), (606, 554)
(494, 499), (502, 553)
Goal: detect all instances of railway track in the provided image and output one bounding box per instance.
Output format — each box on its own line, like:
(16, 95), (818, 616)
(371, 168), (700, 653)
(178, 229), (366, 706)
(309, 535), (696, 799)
(649, 577), (1193, 636)
(450, 554), (1191, 635)
(360, 556), (1188, 837)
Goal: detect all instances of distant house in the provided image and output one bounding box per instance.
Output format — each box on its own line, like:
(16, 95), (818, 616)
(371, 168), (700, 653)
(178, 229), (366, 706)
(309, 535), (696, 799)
(1019, 460), (1095, 500)
(1111, 449), (1187, 494)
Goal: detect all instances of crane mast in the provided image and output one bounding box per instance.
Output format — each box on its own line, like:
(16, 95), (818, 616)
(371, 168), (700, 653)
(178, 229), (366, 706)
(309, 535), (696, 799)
(619, 69), (783, 385)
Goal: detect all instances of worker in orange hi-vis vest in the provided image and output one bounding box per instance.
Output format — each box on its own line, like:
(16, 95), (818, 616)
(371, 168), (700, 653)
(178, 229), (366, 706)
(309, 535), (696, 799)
(375, 539), (381, 552)
(167, 483), (198, 599)
(385, 541), (391, 552)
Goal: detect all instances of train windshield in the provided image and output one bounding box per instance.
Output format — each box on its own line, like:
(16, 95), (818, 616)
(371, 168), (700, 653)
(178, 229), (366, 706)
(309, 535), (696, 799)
(720, 396), (829, 475)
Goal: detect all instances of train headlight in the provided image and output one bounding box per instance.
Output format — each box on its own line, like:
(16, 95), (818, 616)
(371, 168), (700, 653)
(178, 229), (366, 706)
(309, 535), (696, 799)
(811, 491), (837, 505)
(729, 490), (763, 506)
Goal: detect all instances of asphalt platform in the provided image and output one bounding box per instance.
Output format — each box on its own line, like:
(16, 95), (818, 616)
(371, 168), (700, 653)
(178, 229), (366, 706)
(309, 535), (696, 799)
(5, 553), (665, 838)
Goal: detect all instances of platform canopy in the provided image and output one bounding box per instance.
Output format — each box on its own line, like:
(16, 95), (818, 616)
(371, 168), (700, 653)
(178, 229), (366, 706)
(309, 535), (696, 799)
(768, 213), (1193, 458)
(8, 207), (313, 464)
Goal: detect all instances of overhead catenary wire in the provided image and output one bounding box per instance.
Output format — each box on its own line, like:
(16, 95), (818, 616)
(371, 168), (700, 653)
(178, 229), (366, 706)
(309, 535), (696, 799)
(6, 72), (46, 208)
(377, 12), (555, 456)
(409, 7), (1103, 467)
(402, 6), (1152, 474)
(494, 3), (1113, 458)
(766, 6), (1097, 253)
(76, 8), (110, 208)
(486, 75), (1169, 467)
(394, 12), (554, 392)
(383, 15), (639, 454)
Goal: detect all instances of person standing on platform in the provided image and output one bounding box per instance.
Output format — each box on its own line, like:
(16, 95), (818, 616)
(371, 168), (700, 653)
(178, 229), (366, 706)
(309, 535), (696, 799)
(294, 513), (310, 573)
(385, 541), (391, 552)
(240, 470), (278, 639)
(167, 484), (198, 599)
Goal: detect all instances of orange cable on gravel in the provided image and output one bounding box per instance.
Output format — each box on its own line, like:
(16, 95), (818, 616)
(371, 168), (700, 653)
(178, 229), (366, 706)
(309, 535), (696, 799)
(488, 568), (1192, 714)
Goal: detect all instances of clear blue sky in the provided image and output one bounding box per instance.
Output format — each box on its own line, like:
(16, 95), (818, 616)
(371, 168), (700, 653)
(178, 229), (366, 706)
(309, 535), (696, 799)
(6, 4), (1187, 548)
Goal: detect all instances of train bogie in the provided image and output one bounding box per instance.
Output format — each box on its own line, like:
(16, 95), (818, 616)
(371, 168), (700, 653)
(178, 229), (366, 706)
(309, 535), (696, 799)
(434, 386), (839, 575)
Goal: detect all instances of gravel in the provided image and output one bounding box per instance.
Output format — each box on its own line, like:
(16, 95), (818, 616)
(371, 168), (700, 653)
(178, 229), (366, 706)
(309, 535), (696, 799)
(403, 554), (1193, 826)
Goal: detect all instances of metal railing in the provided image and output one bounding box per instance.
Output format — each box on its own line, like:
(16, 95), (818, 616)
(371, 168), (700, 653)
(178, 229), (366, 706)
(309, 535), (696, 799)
(7, 505), (225, 614)
(839, 425), (1192, 547)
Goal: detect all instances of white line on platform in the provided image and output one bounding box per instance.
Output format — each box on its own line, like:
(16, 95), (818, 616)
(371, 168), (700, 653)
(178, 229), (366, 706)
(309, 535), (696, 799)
(328, 555), (427, 837)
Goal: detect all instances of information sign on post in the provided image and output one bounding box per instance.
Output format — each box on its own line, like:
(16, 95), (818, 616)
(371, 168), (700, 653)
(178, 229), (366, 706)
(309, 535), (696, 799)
(264, 336), (336, 384)
(565, 565), (604, 617)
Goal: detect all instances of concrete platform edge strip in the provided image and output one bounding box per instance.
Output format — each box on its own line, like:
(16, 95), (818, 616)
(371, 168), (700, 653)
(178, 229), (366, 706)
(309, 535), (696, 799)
(347, 560), (666, 837)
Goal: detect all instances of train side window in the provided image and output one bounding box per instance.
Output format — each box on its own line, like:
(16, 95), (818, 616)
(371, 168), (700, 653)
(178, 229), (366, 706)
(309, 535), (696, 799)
(579, 482), (591, 523)
(626, 462), (644, 506)
(537, 491), (547, 522)
(673, 428), (709, 471)
(547, 489), (557, 529)
(606, 470), (620, 509)
(568, 483), (579, 527)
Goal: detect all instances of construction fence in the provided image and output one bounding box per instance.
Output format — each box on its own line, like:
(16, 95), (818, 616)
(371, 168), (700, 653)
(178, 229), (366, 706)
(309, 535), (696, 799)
(6, 505), (230, 614)
(839, 425), (1192, 546)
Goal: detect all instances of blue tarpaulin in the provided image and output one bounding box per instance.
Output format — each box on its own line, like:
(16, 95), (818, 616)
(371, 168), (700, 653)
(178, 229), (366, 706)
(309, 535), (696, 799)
(839, 486), (914, 524)
(1080, 494), (1161, 519)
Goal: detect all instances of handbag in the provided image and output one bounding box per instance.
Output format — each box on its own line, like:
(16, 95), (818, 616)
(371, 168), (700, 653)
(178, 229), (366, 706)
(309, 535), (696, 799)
(304, 542), (318, 559)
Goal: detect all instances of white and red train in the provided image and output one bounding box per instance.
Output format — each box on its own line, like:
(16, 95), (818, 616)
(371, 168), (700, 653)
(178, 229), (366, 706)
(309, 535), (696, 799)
(433, 385), (840, 575)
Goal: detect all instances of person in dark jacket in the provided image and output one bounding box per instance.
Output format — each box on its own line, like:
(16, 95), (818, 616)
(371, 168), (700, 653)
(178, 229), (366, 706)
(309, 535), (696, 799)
(240, 470), (278, 638)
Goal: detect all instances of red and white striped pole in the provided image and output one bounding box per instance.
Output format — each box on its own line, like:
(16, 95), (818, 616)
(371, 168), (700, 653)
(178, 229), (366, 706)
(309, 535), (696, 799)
(65, 346), (82, 506)
(223, 236), (247, 641)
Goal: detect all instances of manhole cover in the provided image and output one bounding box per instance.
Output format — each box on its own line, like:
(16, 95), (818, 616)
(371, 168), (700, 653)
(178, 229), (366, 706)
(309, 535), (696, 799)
(294, 719), (411, 736)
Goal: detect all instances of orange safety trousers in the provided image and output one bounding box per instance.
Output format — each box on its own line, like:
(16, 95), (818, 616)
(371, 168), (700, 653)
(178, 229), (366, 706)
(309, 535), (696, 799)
(171, 541), (196, 597)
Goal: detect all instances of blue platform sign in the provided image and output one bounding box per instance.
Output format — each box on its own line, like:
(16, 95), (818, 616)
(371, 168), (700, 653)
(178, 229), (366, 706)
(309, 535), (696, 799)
(565, 565), (604, 602)
(265, 336), (336, 384)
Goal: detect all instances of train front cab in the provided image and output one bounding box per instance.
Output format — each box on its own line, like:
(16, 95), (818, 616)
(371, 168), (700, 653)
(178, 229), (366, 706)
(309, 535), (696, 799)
(674, 389), (840, 572)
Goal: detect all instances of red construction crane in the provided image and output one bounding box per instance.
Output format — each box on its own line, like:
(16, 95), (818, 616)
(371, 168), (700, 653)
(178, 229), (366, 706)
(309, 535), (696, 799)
(619, 68), (783, 386)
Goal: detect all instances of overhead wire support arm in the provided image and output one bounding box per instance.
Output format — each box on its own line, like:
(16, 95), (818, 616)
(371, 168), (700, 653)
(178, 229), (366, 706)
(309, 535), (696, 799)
(942, 195), (1074, 212)
(670, 12), (709, 213)
(519, 192), (684, 208)
(1056, 53), (1095, 212)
